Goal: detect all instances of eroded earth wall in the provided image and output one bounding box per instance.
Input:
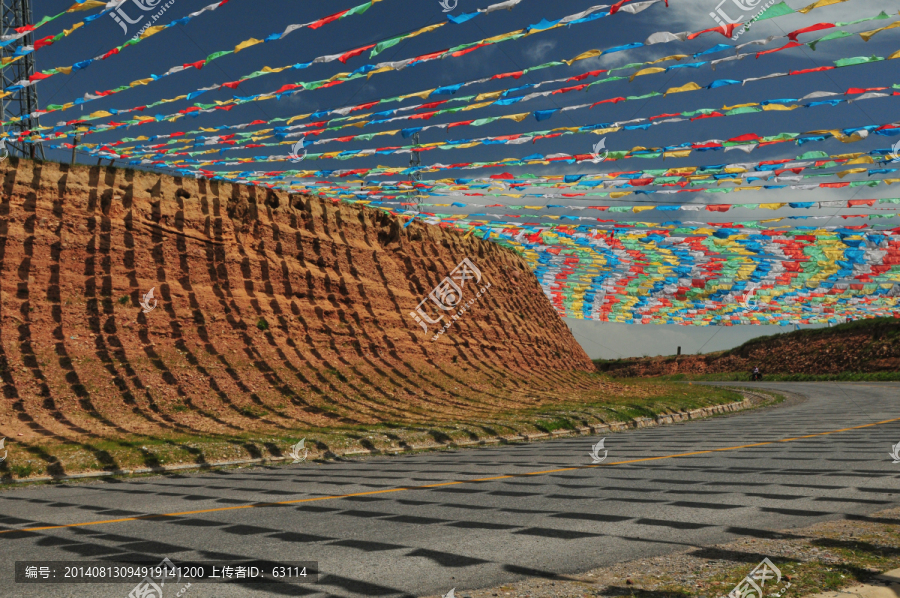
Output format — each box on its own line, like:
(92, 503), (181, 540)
(0, 159), (594, 438)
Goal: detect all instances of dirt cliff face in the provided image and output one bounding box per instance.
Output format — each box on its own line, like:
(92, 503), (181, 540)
(0, 158), (594, 441)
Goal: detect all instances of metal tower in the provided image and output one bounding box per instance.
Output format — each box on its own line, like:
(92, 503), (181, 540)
(0, 0), (45, 160)
(409, 131), (422, 212)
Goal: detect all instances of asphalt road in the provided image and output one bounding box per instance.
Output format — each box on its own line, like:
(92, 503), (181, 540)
(1, 382), (899, 598)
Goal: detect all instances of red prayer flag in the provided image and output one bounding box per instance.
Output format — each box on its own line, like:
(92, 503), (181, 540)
(787, 22), (834, 40)
(789, 66), (835, 75)
(756, 41), (802, 58)
(308, 8), (350, 30)
(687, 23), (739, 39)
(590, 97), (626, 108)
(33, 35), (55, 50)
(339, 44), (375, 63)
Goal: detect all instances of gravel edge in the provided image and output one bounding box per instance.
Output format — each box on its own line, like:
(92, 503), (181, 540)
(1, 389), (778, 485)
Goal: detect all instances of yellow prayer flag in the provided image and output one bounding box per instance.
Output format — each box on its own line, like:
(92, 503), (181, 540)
(461, 101), (493, 111)
(502, 113), (531, 122)
(57, 67), (73, 75)
(610, 192), (631, 199)
(665, 167), (697, 176)
(367, 66), (394, 79)
(399, 89), (433, 100)
(474, 91), (504, 102)
(68, 0), (104, 11)
(633, 206), (654, 213)
(629, 67), (665, 82)
(648, 55), (688, 65)
(723, 103), (759, 110)
(138, 26), (165, 39)
(836, 168), (868, 178)
(835, 131), (868, 143)
(563, 50), (602, 65)
(798, 0), (849, 14)
(235, 38), (263, 53)
(759, 203), (786, 210)
(62, 22), (84, 36)
(889, 49), (900, 60)
(664, 82), (702, 96)
(860, 20), (900, 42)
(762, 104), (797, 111)
(845, 155), (874, 164)
(130, 78), (152, 87)
(663, 149), (691, 159)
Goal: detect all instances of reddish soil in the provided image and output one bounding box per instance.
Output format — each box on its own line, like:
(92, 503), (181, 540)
(0, 158), (599, 446)
(596, 319), (900, 377)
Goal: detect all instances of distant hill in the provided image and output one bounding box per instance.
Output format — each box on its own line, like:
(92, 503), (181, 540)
(595, 318), (900, 380)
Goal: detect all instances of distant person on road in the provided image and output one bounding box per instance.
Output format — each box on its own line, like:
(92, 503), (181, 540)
(751, 367), (761, 381)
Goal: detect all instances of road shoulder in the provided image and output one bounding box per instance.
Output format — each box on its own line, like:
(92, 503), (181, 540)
(424, 506), (900, 598)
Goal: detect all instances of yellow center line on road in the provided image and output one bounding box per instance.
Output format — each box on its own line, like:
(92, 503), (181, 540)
(3, 415), (899, 536)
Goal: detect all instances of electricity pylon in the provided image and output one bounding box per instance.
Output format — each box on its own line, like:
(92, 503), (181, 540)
(409, 131), (422, 212)
(0, 0), (45, 160)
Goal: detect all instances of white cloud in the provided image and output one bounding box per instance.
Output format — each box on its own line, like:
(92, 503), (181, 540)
(523, 39), (558, 63)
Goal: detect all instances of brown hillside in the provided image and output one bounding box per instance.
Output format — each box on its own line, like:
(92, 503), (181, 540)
(596, 319), (900, 377)
(0, 158), (596, 444)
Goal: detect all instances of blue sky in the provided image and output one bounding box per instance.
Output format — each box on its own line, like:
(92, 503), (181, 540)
(25, 0), (900, 357)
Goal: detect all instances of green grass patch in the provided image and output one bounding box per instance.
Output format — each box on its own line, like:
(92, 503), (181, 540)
(0, 377), (765, 482)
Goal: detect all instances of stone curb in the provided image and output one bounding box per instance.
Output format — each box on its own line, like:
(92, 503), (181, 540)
(1, 391), (767, 485)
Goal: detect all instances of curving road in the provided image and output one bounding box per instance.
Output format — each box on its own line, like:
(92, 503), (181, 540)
(1, 382), (899, 597)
